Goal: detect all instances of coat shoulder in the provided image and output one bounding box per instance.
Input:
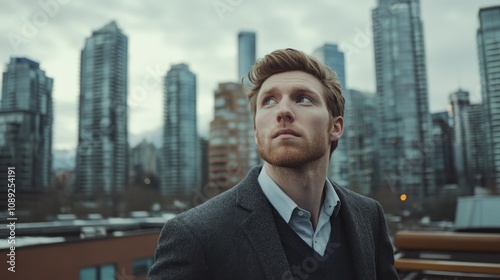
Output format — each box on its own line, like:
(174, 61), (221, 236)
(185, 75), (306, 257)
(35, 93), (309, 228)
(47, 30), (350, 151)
(170, 166), (263, 232)
(334, 183), (381, 207)
(170, 187), (241, 231)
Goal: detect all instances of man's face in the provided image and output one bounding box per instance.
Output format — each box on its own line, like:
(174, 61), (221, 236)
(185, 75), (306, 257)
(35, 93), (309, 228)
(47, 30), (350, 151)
(254, 71), (343, 168)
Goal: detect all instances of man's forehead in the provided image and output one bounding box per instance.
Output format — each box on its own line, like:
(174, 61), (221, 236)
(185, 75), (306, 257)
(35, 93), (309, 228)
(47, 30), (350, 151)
(258, 71), (323, 96)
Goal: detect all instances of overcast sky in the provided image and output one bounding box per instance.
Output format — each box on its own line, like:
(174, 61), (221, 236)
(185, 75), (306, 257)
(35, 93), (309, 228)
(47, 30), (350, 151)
(1, 0), (498, 150)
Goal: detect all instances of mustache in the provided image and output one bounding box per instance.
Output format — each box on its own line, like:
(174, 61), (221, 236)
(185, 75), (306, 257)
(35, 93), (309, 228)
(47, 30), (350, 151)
(272, 128), (301, 138)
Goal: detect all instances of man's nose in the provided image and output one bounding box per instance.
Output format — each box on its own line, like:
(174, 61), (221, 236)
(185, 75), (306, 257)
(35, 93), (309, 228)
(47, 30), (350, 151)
(276, 100), (295, 123)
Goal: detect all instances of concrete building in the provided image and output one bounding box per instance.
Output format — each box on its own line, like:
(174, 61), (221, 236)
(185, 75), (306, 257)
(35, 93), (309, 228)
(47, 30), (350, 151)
(372, 0), (435, 208)
(208, 82), (256, 192)
(161, 63), (199, 195)
(75, 21), (129, 195)
(477, 6), (500, 191)
(0, 57), (53, 190)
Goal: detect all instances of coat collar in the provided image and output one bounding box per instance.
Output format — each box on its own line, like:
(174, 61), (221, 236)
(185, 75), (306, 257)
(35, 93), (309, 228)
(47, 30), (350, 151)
(236, 166), (293, 279)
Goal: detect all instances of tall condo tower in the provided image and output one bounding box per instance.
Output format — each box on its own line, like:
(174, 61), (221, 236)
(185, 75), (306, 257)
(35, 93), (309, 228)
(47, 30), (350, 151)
(347, 89), (378, 195)
(477, 6), (500, 192)
(237, 31), (260, 166)
(75, 21), (128, 195)
(238, 31), (256, 84)
(161, 63), (199, 195)
(0, 57), (53, 190)
(372, 0), (435, 207)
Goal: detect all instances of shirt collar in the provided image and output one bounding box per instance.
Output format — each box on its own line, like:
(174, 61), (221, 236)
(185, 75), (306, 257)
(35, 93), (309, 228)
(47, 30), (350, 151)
(258, 166), (341, 223)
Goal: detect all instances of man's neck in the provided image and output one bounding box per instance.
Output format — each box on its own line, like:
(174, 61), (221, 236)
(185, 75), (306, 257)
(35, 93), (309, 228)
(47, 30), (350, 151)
(264, 158), (329, 230)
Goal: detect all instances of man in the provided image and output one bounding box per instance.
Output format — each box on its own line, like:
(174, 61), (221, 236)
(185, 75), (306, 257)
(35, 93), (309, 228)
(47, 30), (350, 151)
(148, 48), (399, 280)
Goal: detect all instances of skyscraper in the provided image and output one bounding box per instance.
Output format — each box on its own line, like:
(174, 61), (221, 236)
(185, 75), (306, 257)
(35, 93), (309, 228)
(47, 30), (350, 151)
(313, 43), (349, 187)
(477, 6), (500, 191)
(238, 31), (256, 84)
(208, 82), (256, 192)
(468, 104), (487, 188)
(237, 31), (260, 165)
(449, 90), (487, 193)
(162, 63), (199, 195)
(75, 21), (128, 195)
(431, 112), (456, 187)
(449, 90), (473, 192)
(313, 44), (346, 90)
(372, 0), (435, 206)
(0, 57), (53, 190)
(347, 89), (377, 195)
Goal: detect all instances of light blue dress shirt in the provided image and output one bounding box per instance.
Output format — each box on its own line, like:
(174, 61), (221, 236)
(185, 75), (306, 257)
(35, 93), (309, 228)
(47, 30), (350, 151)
(258, 166), (341, 256)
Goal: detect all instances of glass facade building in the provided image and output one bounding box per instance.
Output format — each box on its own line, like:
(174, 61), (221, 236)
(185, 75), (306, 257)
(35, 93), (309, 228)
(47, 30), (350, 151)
(347, 89), (378, 195)
(238, 31), (256, 85)
(0, 57), (53, 190)
(75, 21), (129, 195)
(431, 112), (456, 188)
(449, 90), (471, 191)
(237, 31), (260, 166)
(372, 0), (435, 206)
(468, 104), (487, 188)
(477, 6), (500, 191)
(161, 63), (199, 195)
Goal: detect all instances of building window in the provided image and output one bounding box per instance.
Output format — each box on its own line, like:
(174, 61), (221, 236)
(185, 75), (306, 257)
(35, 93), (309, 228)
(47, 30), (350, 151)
(79, 264), (115, 280)
(132, 257), (154, 276)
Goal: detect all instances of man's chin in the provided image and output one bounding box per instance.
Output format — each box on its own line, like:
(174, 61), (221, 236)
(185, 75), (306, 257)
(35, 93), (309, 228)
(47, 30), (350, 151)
(259, 148), (312, 168)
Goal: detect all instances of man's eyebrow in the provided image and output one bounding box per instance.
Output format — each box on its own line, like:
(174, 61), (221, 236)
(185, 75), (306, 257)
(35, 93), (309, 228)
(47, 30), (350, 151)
(259, 86), (279, 97)
(290, 86), (319, 95)
(260, 86), (319, 97)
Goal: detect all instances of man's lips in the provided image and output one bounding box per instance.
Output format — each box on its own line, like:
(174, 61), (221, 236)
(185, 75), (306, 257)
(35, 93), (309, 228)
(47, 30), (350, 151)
(273, 129), (300, 138)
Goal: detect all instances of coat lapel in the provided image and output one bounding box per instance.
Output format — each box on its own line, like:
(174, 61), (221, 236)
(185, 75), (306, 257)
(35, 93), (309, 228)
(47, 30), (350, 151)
(236, 167), (292, 280)
(334, 184), (377, 280)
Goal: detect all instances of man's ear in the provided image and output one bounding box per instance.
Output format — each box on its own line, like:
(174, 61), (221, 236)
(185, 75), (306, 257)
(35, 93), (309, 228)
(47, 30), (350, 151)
(329, 116), (344, 142)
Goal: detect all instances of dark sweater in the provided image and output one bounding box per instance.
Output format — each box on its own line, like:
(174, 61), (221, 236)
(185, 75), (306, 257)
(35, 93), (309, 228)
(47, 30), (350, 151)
(271, 206), (356, 279)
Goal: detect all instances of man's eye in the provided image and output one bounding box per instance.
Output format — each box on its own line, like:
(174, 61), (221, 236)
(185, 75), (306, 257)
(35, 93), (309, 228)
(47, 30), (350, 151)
(263, 98), (277, 106)
(297, 96), (312, 103)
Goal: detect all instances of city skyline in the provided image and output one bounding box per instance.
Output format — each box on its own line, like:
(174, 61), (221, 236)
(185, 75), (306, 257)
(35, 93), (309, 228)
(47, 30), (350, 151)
(1, 0), (498, 152)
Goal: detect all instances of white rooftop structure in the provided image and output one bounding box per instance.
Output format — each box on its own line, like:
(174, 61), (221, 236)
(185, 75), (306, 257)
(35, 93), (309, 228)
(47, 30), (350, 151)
(455, 196), (500, 230)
